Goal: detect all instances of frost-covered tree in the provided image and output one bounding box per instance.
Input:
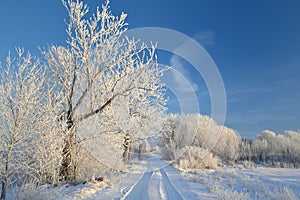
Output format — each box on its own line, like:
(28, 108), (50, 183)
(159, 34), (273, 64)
(43, 0), (166, 180)
(238, 138), (253, 161)
(24, 92), (65, 186)
(252, 138), (268, 162)
(284, 130), (300, 165)
(212, 126), (241, 163)
(193, 115), (217, 148)
(160, 114), (197, 160)
(160, 113), (240, 167)
(109, 95), (165, 163)
(0, 49), (47, 200)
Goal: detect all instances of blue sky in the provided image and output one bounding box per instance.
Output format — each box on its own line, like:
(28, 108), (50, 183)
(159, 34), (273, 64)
(0, 0), (299, 137)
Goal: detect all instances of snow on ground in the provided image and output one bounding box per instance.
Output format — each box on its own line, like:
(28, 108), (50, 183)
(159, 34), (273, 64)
(57, 170), (142, 200)
(120, 154), (216, 200)
(181, 165), (300, 199)
(10, 155), (300, 200)
(96, 154), (216, 200)
(50, 154), (216, 200)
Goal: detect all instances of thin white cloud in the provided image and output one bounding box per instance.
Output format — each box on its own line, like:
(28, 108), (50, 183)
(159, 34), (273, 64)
(169, 54), (199, 93)
(167, 30), (216, 94)
(163, 30), (217, 113)
(162, 61), (200, 113)
(193, 31), (215, 47)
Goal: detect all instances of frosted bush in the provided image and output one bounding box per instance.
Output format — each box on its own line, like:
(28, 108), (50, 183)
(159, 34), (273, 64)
(13, 185), (62, 200)
(176, 146), (218, 170)
(214, 187), (250, 200)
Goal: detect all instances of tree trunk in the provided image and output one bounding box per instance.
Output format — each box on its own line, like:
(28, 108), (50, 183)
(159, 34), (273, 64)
(60, 118), (73, 181)
(1, 146), (12, 200)
(138, 142), (144, 160)
(73, 138), (80, 181)
(0, 174), (8, 200)
(123, 134), (132, 164)
(123, 149), (129, 165)
(1, 180), (6, 200)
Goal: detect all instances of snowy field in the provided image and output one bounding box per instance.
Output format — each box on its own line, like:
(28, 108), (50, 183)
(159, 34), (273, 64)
(181, 165), (300, 200)
(10, 154), (299, 200)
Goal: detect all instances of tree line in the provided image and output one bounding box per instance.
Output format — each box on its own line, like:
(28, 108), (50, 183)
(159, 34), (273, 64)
(159, 113), (300, 169)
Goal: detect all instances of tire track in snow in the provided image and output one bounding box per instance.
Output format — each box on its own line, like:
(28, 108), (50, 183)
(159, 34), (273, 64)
(148, 171), (164, 200)
(159, 169), (184, 200)
(159, 175), (167, 200)
(122, 171), (153, 200)
(122, 168), (184, 200)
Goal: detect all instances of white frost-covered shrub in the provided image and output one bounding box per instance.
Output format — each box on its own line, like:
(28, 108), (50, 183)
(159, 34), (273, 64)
(176, 146), (218, 170)
(13, 185), (62, 200)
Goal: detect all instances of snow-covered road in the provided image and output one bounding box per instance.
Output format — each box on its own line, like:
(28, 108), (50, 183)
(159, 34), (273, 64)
(59, 154), (216, 199)
(118, 154), (216, 200)
(122, 168), (184, 200)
